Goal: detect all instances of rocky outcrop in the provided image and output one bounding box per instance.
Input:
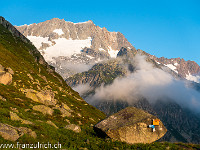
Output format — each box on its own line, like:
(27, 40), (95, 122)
(0, 64), (13, 85)
(25, 89), (57, 105)
(10, 111), (33, 124)
(16, 18), (134, 52)
(46, 120), (58, 129)
(65, 124), (81, 133)
(150, 56), (200, 79)
(94, 107), (167, 144)
(32, 105), (54, 115)
(117, 47), (137, 58)
(0, 16), (49, 68)
(0, 123), (36, 141)
(0, 16), (29, 43)
(0, 123), (19, 141)
(66, 59), (126, 87)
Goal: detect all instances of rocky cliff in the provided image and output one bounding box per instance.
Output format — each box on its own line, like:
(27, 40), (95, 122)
(16, 18), (134, 52)
(150, 56), (200, 81)
(15, 18), (135, 79)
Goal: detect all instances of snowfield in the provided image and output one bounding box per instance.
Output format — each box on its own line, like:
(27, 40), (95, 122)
(27, 36), (92, 61)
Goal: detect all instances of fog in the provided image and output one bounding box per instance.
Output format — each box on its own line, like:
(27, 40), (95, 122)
(74, 55), (200, 113)
(62, 62), (94, 73)
(73, 83), (93, 96)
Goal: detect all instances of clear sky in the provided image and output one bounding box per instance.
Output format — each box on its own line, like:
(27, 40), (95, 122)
(1, 0), (200, 64)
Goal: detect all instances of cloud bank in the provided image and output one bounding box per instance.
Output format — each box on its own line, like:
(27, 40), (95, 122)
(74, 55), (200, 113)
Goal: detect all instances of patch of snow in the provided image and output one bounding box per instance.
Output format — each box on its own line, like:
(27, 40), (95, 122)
(186, 73), (200, 83)
(43, 37), (92, 61)
(53, 29), (64, 35)
(27, 36), (92, 61)
(99, 48), (105, 51)
(86, 55), (95, 59)
(27, 36), (51, 49)
(156, 61), (160, 64)
(74, 20), (92, 25)
(164, 64), (178, 74)
(174, 62), (178, 66)
(108, 46), (119, 58)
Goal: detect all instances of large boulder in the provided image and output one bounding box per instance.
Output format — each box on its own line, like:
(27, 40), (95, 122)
(94, 107), (167, 144)
(0, 65), (13, 85)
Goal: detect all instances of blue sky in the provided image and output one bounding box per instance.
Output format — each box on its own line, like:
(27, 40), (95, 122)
(1, 0), (200, 64)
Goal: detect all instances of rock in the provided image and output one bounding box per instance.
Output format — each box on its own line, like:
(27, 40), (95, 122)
(33, 105), (54, 115)
(46, 120), (58, 129)
(0, 64), (4, 72)
(7, 67), (14, 75)
(0, 123), (19, 141)
(10, 111), (33, 124)
(94, 107), (167, 144)
(17, 127), (37, 139)
(0, 72), (12, 85)
(0, 123), (37, 141)
(59, 108), (71, 117)
(0, 95), (6, 101)
(53, 103), (72, 117)
(0, 65), (13, 85)
(25, 89), (57, 105)
(65, 124), (81, 133)
(27, 73), (34, 80)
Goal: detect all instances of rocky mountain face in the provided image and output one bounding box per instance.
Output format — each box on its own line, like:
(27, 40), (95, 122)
(16, 18), (133, 52)
(16, 18), (134, 79)
(150, 56), (200, 82)
(16, 18), (200, 83)
(0, 17), (106, 148)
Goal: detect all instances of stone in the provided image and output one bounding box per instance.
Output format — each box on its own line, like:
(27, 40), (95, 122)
(0, 95), (6, 101)
(0, 72), (12, 85)
(59, 108), (71, 117)
(0, 64), (4, 72)
(33, 105), (54, 115)
(46, 120), (58, 129)
(94, 107), (167, 144)
(10, 111), (33, 124)
(65, 124), (81, 133)
(27, 73), (34, 80)
(25, 89), (57, 105)
(7, 67), (14, 75)
(0, 123), (19, 141)
(17, 127), (37, 139)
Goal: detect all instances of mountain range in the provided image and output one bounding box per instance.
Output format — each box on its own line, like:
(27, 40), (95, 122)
(16, 18), (200, 83)
(14, 18), (200, 144)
